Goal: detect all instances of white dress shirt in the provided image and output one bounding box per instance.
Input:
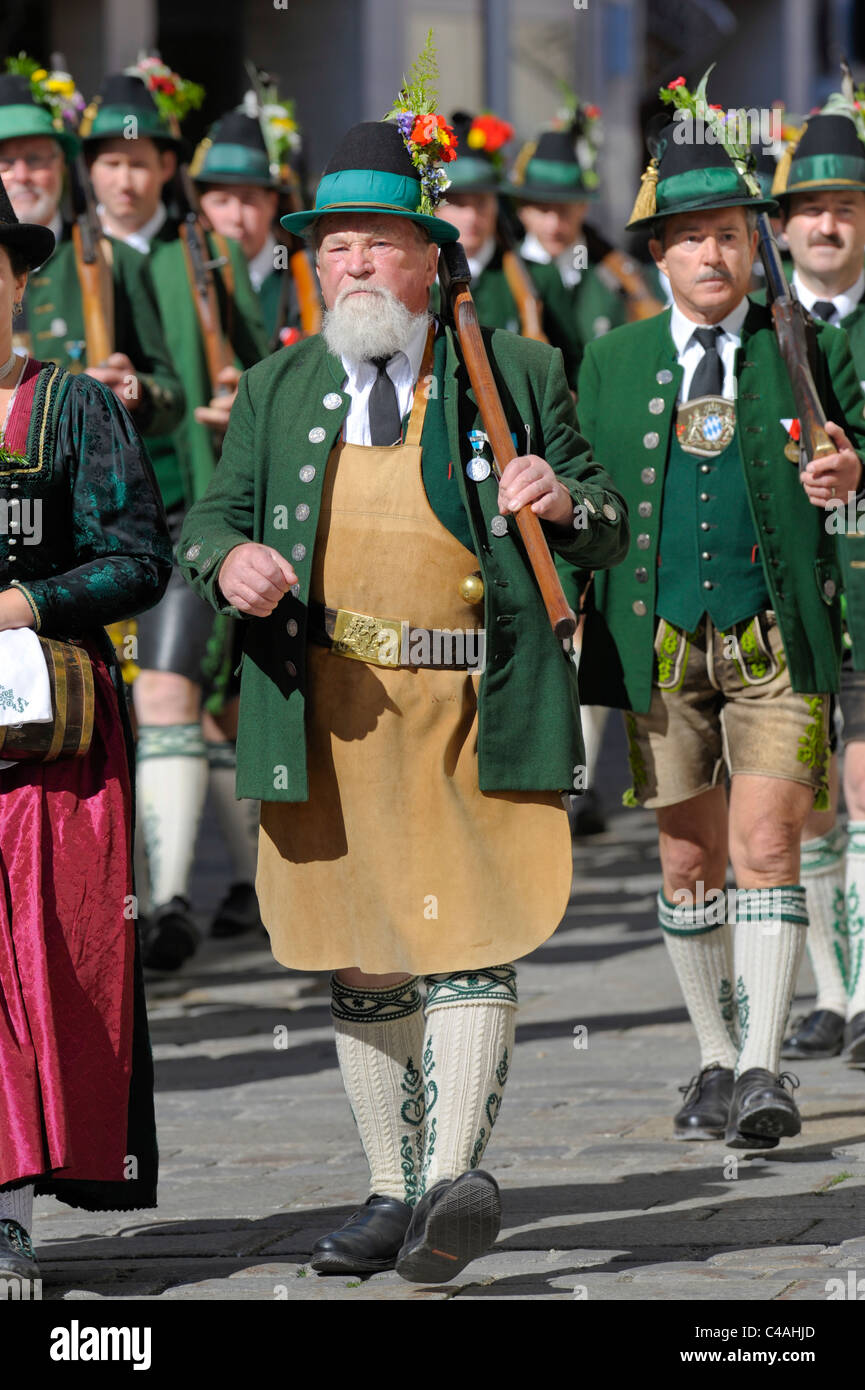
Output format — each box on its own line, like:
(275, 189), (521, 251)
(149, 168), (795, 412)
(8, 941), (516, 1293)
(340, 314), (432, 446)
(669, 296), (750, 402)
(248, 234), (277, 292)
(791, 268), (865, 325)
(520, 232), (583, 288)
(98, 201), (167, 254)
(467, 236), (496, 281)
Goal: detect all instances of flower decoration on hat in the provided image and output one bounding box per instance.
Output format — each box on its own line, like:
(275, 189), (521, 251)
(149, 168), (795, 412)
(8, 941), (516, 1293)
(554, 82), (603, 190)
(383, 29), (458, 215)
(125, 53), (204, 126)
(465, 113), (514, 167)
(240, 67), (301, 184)
(659, 65), (762, 198)
(5, 52), (85, 131)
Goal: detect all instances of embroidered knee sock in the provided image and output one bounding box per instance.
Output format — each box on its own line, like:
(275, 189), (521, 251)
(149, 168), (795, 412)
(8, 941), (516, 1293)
(845, 822), (865, 1016)
(658, 891), (738, 1071)
(331, 975), (426, 1206)
(419, 965), (517, 1193)
(0, 1182), (33, 1233)
(136, 724), (208, 909)
(205, 740), (259, 885)
(733, 885), (809, 1076)
(800, 826), (848, 1015)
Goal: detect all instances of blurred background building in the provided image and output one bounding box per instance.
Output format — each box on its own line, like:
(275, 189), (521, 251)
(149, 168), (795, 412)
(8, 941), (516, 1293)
(2, 0), (864, 239)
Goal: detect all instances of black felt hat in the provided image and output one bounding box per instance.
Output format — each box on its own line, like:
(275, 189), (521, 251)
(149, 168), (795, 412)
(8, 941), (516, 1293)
(80, 73), (180, 148)
(505, 128), (600, 203)
(0, 72), (80, 160)
(193, 110), (282, 189)
(773, 111), (865, 198)
(627, 115), (778, 228)
(0, 173), (55, 269)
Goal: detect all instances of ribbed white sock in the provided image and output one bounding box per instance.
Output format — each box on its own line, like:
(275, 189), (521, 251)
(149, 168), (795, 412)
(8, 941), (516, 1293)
(658, 891), (738, 1070)
(420, 966), (517, 1192)
(846, 822), (865, 1016)
(136, 724), (208, 908)
(0, 1183), (34, 1232)
(733, 885), (809, 1076)
(205, 740), (259, 885)
(800, 825), (848, 1015)
(331, 975), (426, 1206)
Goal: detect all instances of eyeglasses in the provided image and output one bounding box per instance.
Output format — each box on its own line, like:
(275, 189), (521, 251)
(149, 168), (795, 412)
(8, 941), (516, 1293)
(0, 153), (60, 173)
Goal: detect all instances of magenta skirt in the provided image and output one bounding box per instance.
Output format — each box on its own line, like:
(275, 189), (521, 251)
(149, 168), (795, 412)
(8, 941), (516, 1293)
(0, 645), (135, 1187)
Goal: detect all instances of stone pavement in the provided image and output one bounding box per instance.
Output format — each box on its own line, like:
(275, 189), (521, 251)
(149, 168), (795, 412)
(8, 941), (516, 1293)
(32, 721), (865, 1303)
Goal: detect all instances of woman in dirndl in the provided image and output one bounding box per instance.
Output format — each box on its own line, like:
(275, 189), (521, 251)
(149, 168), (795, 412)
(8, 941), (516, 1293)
(0, 176), (172, 1291)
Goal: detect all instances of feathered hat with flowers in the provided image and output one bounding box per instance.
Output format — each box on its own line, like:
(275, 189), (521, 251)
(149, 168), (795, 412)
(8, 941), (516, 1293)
(444, 110), (515, 193)
(79, 55), (204, 148)
(192, 66), (301, 195)
(771, 65), (865, 201)
(627, 67), (777, 229)
(506, 86), (602, 203)
(0, 54), (83, 160)
(280, 31), (459, 245)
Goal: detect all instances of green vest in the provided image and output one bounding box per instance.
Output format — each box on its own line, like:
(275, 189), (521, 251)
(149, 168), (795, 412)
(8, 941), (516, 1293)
(656, 419), (770, 631)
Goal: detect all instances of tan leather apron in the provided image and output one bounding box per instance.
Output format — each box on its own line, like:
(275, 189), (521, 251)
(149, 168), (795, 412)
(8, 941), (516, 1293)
(257, 333), (572, 973)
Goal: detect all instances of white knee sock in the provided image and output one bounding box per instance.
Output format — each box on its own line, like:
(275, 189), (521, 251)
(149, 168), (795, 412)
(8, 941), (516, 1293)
(331, 975), (426, 1206)
(800, 826), (848, 1015)
(581, 705), (610, 787)
(419, 965), (517, 1192)
(205, 740), (259, 885)
(846, 822), (865, 1016)
(136, 724), (208, 908)
(658, 891), (738, 1071)
(0, 1183), (34, 1232)
(733, 885), (809, 1076)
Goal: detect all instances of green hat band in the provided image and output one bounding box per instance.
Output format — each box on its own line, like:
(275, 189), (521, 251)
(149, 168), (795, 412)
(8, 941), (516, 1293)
(197, 142), (272, 183)
(523, 158), (586, 189)
(0, 103), (79, 157)
(314, 167), (423, 215)
(787, 152), (865, 189)
(656, 165), (754, 211)
(85, 104), (172, 141)
(447, 154), (499, 187)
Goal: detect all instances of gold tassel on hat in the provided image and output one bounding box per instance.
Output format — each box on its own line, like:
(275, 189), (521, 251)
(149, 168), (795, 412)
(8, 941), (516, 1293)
(78, 97), (101, 139)
(188, 136), (212, 179)
(627, 157), (659, 224)
(771, 125), (803, 195)
(510, 139), (537, 187)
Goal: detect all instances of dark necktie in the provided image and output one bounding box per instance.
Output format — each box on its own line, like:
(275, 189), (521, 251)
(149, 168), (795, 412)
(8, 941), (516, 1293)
(368, 357), (401, 446)
(688, 326), (724, 400)
(810, 299), (837, 323)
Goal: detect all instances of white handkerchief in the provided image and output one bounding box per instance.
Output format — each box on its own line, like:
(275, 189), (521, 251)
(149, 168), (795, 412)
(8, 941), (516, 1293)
(0, 629), (52, 726)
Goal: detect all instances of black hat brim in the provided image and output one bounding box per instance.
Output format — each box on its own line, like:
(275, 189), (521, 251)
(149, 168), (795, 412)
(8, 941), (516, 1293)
(0, 220), (56, 269)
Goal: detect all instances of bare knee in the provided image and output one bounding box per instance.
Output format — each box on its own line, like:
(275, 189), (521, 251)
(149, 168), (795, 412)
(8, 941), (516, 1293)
(732, 815), (801, 884)
(334, 967), (414, 988)
(134, 671), (201, 725)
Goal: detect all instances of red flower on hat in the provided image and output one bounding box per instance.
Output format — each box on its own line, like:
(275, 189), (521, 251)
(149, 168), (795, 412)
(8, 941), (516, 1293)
(667, 76), (686, 89)
(152, 75), (177, 96)
(584, 104), (601, 119)
(468, 113), (514, 154)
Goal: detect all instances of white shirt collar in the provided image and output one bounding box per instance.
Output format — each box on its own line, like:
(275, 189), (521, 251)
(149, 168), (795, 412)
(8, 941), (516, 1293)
(669, 295), (750, 356)
(520, 232), (550, 265)
(247, 233), (277, 292)
(98, 201), (167, 254)
(792, 268), (865, 323)
(467, 236), (496, 280)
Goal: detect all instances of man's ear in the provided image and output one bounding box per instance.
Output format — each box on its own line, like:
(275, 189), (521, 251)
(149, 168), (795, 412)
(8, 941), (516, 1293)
(425, 240), (439, 288)
(648, 236), (666, 273)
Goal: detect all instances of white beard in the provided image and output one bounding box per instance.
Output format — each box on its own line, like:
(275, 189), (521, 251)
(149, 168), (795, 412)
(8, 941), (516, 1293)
(6, 184), (59, 228)
(322, 285), (429, 361)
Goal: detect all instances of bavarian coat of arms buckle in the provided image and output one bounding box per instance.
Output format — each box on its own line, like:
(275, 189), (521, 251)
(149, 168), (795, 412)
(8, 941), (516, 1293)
(675, 395), (736, 457)
(331, 607), (406, 668)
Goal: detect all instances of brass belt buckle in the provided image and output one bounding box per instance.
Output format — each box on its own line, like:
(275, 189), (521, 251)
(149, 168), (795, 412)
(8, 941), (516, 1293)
(331, 607), (405, 668)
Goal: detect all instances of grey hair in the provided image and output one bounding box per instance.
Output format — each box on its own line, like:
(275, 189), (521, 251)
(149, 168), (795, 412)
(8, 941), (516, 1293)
(651, 206), (758, 248)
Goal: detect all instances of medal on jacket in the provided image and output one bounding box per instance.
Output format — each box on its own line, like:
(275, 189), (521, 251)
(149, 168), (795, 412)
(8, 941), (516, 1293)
(466, 429), (491, 481)
(781, 417), (801, 464)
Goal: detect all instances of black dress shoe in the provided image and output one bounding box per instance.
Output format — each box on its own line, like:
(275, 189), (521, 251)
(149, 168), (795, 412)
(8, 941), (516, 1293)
(310, 1194), (412, 1275)
(673, 1065), (734, 1140)
(781, 1009), (845, 1060)
(841, 1012), (865, 1067)
(572, 788), (607, 837)
(725, 1068), (801, 1149)
(395, 1170), (501, 1284)
(142, 895), (199, 971)
(211, 882), (263, 938)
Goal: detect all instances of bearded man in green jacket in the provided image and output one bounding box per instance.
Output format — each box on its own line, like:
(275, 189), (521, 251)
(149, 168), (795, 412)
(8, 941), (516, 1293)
(180, 107), (628, 1284)
(767, 98), (865, 1069)
(577, 86), (865, 1150)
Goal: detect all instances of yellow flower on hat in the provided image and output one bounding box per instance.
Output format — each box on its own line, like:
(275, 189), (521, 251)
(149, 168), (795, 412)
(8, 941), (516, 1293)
(31, 68), (47, 82)
(467, 127), (486, 149)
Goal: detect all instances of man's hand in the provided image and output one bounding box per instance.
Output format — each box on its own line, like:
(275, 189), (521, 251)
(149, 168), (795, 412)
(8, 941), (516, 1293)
(87, 352), (143, 412)
(801, 420), (863, 507)
(0, 588), (36, 631)
(218, 543), (297, 617)
(194, 365), (242, 433)
(497, 454), (573, 526)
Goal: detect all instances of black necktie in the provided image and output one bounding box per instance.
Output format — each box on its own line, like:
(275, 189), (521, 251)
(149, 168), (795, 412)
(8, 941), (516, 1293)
(688, 326), (724, 400)
(811, 299), (837, 323)
(368, 357), (401, 446)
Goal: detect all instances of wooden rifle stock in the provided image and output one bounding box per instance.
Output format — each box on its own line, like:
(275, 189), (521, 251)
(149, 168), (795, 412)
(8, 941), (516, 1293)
(439, 242), (577, 641)
(178, 215), (234, 397)
(501, 248), (548, 342)
(757, 212), (834, 468)
(582, 224), (665, 323)
(290, 248), (323, 335)
(69, 157), (114, 366)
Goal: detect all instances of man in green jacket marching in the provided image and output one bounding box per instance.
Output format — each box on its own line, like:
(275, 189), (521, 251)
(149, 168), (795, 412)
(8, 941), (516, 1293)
(577, 76), (865, 1150)
(767, 93), (865, 1069)
(180, 67), (628, 1283)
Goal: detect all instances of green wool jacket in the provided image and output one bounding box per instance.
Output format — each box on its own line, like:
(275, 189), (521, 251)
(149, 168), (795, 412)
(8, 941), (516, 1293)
(22, 232), (183, 439)
(833, 298), (865, 667)
(179, 327), (630, 801)
(145, 220), (268, 508)
(575, 299), (865, 713)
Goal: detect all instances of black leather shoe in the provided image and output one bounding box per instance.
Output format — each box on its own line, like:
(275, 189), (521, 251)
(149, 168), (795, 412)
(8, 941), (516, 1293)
(572, 789), (607, 837)
(781, 1009), (845, 1060)
(725, 1068), (801, 1148)
(211, 882), (262, 938)
(142, 896), (199, 971)
(841, 1012), (865, 1067)
(310, 1194), (412, 1275)
(395, 1170), (501, 1284)
(0, 1220), (39, 1289)
(673, 1065), (734, 1140)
